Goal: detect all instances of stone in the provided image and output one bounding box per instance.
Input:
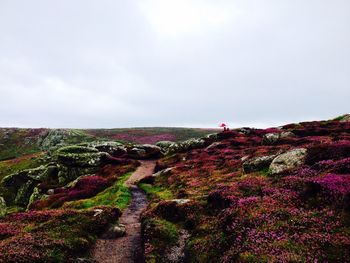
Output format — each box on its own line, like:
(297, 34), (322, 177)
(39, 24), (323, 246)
(0, 196), (6, 217)
(14, 180), (37, 207)
(102, 223), (126, 239)
(263, 133), (280, 144)
(269, 148), (307, 175)
(170, 199), (191, 205)
(139, 167), (174, 184)
(1, 166), (50, 207)
(263, 132), (295, 144)
(88, 141), (128, 157)
(165, 138), (207, 155)
(128, 144), (161, 159)
(243, 155), (277, 173)
(38, 129), (72, 150)
(56, 146), (104, 167)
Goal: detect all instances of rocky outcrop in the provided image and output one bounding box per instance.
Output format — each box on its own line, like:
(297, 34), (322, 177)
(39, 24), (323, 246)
(243, 155), (277, 173)
(88, 141), (128, 157)
(269, 148), (307, 175)
(157, 138), (209, 155)
(55, 146), (107, 183)
(1, 165), (50, 207)
(37, 129), (71, 150)
(128, 144), (161, 159)
(263, 131), (295, 145)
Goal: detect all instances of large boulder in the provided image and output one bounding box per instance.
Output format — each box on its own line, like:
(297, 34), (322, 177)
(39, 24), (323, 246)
(56, 146), (105, 167)
(128, 144), (161, 159)
(88, 141), (128, 157)
(1, 165), (50, 206)
(55, 146), (107, 183)
(269, 148), (307, 175)
(243, 155), (277, 173)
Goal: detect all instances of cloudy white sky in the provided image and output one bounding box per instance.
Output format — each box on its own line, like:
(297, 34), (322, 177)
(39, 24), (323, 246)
(0, 0), (349, 128)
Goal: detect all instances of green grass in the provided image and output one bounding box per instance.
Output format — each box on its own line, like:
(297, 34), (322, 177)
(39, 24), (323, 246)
(138, 183), (174, 200)
(64, 172), (133, 210)
(0, 153), (44, 182)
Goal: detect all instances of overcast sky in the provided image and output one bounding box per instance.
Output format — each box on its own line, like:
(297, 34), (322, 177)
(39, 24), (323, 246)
(0, 0), (349, 128)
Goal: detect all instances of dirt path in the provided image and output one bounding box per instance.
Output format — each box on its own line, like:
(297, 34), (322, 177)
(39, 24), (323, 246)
(92, 160), (156, 263)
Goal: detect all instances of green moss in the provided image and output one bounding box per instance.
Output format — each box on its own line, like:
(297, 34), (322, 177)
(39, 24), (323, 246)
(139, 183), (174, 200)
(144, 218), (179, 262)
(146, 218), (179, 244)
(64, 172), (133, 210)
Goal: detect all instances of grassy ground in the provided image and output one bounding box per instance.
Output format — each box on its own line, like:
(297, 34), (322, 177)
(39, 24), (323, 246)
(64, 172), (133, 210)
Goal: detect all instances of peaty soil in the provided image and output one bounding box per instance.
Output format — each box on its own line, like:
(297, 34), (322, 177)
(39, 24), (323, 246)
(92, 160), (156, 263)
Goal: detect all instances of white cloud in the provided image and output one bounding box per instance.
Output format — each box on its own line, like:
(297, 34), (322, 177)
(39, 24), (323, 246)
(138, 0), (236, 38)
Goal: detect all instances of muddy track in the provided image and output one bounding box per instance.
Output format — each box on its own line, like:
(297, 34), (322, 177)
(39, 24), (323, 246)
(92, 160), (156, 263)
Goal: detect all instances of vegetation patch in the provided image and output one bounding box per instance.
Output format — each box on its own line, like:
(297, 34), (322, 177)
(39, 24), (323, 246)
(65, 172), (133, 210)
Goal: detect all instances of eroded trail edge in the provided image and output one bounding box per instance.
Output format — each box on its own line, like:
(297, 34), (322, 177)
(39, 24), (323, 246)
(92, 160), (156, 263)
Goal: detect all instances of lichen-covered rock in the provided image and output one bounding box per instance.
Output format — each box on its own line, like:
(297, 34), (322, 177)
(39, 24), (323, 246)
(27, 187), (48, 209)
(37, 129), (72, 150)
(263, 131), (295, 144)
(57, 166), (98, 184)
(88, 141), (128, 157)
(156, 141), (175, 154)
(56, 146), (105, 167)
(269, 148), (307, 174)
(1, 165), (57, 207)
(243, 155), (277, 173)
(14, 179), (37, 207)
(128, 144), (161, 159)
(164, 138), (208, 155)
(0, 196), (6, 217)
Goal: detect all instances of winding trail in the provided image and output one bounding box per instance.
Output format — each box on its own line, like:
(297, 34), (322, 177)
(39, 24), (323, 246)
(92, 160), (156, 263)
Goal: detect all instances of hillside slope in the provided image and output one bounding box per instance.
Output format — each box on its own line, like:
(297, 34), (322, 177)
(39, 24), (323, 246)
(0, 127), (217, 161)
(141, 116), (350, 262)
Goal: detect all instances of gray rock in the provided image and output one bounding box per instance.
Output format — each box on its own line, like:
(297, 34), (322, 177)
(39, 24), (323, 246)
(269, 148), (307, 175)
(263, 132), (295, 144)
(205, 142), (221, 150)
(153, 167), (174, 178)
(88, 141), (127, 157)
(243, 155), (277, 173)
(128, 144), (161, 159)
(38, 129), (72, 150)
(0, 197), (6, 217)
(170, 199), (191, 205)
(165, 138), (207, 155)
(102, 223), (126, 239)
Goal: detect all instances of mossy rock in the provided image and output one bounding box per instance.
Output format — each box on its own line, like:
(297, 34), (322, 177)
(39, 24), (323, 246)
(55, 146), (106, 167)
